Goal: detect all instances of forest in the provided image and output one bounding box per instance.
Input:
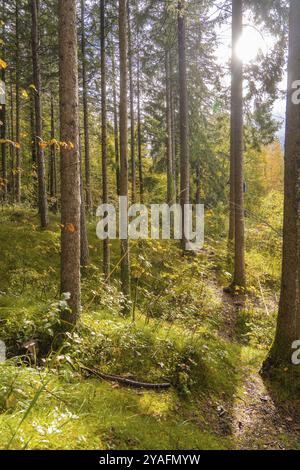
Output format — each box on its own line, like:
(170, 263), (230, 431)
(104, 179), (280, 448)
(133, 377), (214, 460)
(0, 0), (300, 455)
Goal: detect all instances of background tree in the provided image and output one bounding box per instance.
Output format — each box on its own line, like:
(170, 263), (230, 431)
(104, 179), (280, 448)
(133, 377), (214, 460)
(119, 0), (130, 311)
(100, 0), (110, 281)
(31, 0), (49, 228)
(178, 0), (189, 250)
(58, 0), (81, 324)
(229, 0), (246, 289)
(80, 0), (92, 214)
(264, 0), (300, 367)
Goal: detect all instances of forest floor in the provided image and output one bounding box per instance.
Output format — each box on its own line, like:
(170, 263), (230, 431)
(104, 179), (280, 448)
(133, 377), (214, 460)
(212, 283), (300, 450)
(0, 207), (300, 450)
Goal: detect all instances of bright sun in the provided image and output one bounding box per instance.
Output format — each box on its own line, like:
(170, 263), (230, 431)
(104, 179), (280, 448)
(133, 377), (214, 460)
(235, 27), (267, 63)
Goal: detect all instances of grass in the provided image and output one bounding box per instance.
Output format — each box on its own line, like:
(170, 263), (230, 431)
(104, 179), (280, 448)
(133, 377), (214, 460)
(0, 362), (234, 450)
(0, 205), (298, 450)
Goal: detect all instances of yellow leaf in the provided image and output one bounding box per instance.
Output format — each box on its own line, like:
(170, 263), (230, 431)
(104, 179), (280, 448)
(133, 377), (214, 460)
(39, 142), (48, 150)
(0, 59), (7, 69)
(29, 84), (38, 93)
(21, 89), (29, 99)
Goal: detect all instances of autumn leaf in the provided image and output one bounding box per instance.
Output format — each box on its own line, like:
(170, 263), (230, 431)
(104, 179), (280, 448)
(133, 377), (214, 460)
(0, 139), (21, 149)
(29, 84), (38, 93)
(0, 59), (7, 69)
(62, 223), (77, 233)
(39, 142), (48, 150)
(21, 89), (29, 99)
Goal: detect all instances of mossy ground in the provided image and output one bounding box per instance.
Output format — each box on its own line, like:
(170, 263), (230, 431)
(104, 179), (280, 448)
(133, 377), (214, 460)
(0, 207), (299, 450)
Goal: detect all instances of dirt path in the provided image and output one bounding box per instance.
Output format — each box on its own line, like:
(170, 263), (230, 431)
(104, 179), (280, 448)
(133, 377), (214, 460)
(210, 277), (300, 449)
(232, 367), (299, 449)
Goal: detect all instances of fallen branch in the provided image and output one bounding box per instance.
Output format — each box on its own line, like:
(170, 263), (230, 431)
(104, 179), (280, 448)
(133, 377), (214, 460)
(79, 364), (171, 390)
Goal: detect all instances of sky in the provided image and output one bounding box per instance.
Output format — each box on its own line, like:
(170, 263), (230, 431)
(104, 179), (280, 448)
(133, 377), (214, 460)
(213, 8), (287, 146)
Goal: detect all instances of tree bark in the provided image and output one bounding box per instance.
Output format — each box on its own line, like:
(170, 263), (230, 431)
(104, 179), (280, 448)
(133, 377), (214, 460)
(9, 75), (15, 201)
(31, 0), (49, 228)
(15, 0), (21, 204)
(0, 0), (7, 201)
(49, 93), (57, 210)
(195, 161), (201, 206)
(58, 0), (81, 324)
(137, 52), (144, 204)
(100, 0), (110, 282)
(170, 80), (177, 201)
(112, 43), (120, 196)
(30, 95), (37, 165)
(266, 0), (300, 366)
(228, 16), (236, 247)
(178, 0), (190, 250)
(80, 0), (92, 214)
(79, 132), (89, 268)
(231, 0), (246, 288)
(165, 50), (174, 205)
(119, 0), (131, 312)
(127, 2), (136, 204)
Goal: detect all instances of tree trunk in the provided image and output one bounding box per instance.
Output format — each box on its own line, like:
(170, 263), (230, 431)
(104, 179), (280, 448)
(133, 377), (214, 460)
(231, 0), (246, 288)
(100, 0), (110, 282)
(49, 93), (57, 211)
(170, 80), (177, 201)
(80, 0), (92, 214)
(228, 1), (237, 247)
(127, 2), (136, 204)
(0, 0), (7, 201)
(165, 50), (174, 205)
(195, 161), (201, 206)
(31, 0), (49, 228)
(30, 95), (37, 165)
(119, 0), (131, 312)
(9, 75), (15, 201)
(15, 0), (21, 204)
(265, 0), (300, 366)
(58, 0), (81, 324)
(112, 43), (120, 196)
(137, 50), (144, 204)
(178, 0), (190, 250)
(79, 132), (89, 267)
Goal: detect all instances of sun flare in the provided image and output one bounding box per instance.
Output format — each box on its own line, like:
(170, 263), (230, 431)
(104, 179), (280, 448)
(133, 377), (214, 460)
(235, 27), (267, 63)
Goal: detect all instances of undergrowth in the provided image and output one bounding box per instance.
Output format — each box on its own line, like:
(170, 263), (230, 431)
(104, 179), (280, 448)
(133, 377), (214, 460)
(0, 202), (292, 450)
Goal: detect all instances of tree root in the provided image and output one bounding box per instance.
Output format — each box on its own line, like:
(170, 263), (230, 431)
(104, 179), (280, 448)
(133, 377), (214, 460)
(79, 364), (171, 390)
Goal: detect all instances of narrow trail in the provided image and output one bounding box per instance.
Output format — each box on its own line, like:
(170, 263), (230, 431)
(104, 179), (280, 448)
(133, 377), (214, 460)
(232, 369), (297, 450)
(209, 276), (300, 449)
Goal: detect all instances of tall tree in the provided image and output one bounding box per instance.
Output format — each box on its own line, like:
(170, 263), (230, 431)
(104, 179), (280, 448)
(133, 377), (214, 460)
(31, 0), (49, 228)
(231, 0), (246, 289)
(178, 0), (189, 249)
(0, 0), (7, 201)
(137, 51), (144, 204)
(58, 0), (81, 324)
(100, 0), (110, 281)
(264, 0), (300, 367)
(80, 0), (92, 214)
(170, 78), (177, 201)
(49, 93), (57, 210)
(15, 0), (21, 204)
(112, 43), (120, 196)
(165, 49), (174, 205)
(127, 2), (136, 204)
(9, 75), (15, 200)
(119, 0), (130, 311)
(79, 132), (89, 268)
